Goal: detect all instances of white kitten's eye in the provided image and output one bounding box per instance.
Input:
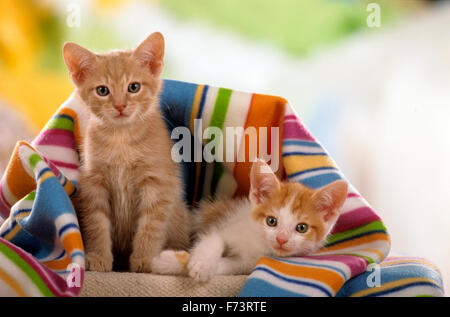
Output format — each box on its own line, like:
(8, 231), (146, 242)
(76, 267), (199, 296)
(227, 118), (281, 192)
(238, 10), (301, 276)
(266, 216), (277, 227)
(296, 223), (309, 233)
(128, 82), (141, 93)
(96, 86), (109, 96)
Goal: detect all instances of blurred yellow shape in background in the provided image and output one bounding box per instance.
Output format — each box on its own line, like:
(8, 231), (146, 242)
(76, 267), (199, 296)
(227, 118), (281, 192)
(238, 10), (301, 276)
(0, 0), (73, 133)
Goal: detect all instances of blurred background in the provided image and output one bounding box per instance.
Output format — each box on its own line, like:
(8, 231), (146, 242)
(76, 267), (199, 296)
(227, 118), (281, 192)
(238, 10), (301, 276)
(0, 0), (449, 294)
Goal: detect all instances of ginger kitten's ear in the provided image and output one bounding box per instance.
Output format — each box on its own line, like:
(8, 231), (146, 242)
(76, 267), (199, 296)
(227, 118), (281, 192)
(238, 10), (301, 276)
(312, 180), (348, 223)
(133, 32), (165, 76)
(249, 159), (280, 205)
(63, 42), (96, 85)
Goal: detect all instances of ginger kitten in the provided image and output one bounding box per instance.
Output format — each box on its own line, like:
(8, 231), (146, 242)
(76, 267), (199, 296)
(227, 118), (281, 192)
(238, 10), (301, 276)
(152, 160), (348, 282)
(63, 32), (190, 272)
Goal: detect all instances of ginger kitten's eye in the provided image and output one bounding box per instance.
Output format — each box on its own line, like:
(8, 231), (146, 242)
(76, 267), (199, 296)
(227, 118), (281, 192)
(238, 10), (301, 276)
(296, 223), (309, 233)
(128, 82), (141, 93)
(266, 216), (277, 227)
(96, 86), (109, 96)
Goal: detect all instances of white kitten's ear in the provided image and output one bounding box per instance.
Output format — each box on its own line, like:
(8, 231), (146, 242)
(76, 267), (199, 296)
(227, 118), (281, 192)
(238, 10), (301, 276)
(63, 42), (96, 85)
(249, 159), (280, 205)
(133, 32), (165, 76)
(312, 180), (348, 223)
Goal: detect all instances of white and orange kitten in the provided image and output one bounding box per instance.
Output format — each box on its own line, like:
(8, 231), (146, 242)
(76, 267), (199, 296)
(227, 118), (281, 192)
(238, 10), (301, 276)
(63, 32), (190, 272)
(152, 160), (348, 282)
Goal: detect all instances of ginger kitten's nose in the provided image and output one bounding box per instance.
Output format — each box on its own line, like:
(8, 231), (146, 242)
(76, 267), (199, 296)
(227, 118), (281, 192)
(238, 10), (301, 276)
(276, 236), (288, 246)
(115, 104), (126, 113)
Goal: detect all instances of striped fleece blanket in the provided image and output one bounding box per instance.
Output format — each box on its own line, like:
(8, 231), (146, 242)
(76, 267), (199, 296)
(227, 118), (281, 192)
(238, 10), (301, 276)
(0, 79), (444, 296)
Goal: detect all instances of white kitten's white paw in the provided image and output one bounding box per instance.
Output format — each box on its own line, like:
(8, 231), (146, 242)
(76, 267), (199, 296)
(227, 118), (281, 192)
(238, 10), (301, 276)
(187, 256), (218, 283)
(151, 250), (189, 275)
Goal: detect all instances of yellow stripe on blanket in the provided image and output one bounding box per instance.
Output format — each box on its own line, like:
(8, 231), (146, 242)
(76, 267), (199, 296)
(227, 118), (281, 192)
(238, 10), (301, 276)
(3, 224), (22, 241)
(283, 155), (336, 176)
(63, 179), (75, 197)
(37, 171), (55, 185)
(189, 84), (205, 133)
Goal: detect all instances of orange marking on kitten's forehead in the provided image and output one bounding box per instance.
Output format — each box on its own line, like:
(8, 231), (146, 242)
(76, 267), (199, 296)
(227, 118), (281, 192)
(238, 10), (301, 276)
(251, 182), (313, 218)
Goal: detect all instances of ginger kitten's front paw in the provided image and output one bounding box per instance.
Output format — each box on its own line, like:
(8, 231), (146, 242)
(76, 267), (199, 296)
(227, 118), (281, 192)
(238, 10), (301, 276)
(188, 256), (218, 283)
(130, 255), (153, 273)
(85, 253), (113, 272)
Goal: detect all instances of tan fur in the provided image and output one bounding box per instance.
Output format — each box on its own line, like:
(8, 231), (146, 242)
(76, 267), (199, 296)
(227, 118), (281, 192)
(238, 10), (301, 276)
(65, 33), (190, 272)
(194, 198), (243, 234)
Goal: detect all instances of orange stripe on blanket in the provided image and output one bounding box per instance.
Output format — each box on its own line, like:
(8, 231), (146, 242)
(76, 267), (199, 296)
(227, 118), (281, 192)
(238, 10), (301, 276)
(43, 255), (72, 271)
(317, 233), (390, 253)
(233, 94), (285, 197)
(61, 232), (84, 255)
(57, 108), (82, 150)
(258, 257), (344, 293)
(0, 266), (27, 296)
(63, 179), (76, 197)
(5, 142), (37, 202)
(189, 85), (205, 133)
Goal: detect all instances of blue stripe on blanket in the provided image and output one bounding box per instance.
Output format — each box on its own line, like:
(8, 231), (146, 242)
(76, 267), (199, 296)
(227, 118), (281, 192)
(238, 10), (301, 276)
(53, 114), (75, 123)
(283, 152), (328, 157)
(160, 79), (198, 128)
(283, 140), (322, 147)
(299, 173), (343, 189)
(288, 166), (338, 178)
(58, 223), (79, 237)
(239, 278), (308, 297)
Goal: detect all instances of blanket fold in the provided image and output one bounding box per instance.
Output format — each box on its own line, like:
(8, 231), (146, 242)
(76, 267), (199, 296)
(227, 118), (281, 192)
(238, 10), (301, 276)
(0, 79), (444, 297)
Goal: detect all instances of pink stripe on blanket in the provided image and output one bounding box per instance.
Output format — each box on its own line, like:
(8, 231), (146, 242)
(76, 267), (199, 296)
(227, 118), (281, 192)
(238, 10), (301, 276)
(284, 114), (298, 120)
(304, 254), (368, 277)
(33, 129), (76, 150)
(331, 206), (381, 234)
(0, 238), (82, 297)
(283, 120), (316, 142)
(47, 159), (78, 170)
(347, 192), (361, 198)
(0, 188), (11, 218)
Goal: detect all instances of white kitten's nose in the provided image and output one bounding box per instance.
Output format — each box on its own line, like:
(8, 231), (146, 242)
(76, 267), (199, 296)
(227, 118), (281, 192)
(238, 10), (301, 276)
(276, 236), (288, 246)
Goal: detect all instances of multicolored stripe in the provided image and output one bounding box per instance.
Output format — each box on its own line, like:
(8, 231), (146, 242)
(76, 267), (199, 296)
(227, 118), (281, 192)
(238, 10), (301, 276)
(336, 257), (444, 297)
(0, 94), (85, 296)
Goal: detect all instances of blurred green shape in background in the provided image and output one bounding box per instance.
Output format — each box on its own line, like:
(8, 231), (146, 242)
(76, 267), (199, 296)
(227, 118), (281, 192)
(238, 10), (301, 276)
(162, 0), (409, 56)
